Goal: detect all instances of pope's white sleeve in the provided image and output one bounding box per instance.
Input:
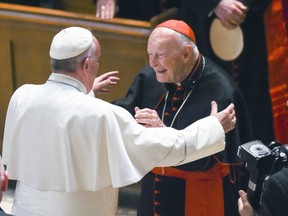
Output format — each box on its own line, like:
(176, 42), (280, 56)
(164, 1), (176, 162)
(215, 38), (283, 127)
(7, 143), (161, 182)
(87, 90), (96, 97)
(157, 116), (225, 166)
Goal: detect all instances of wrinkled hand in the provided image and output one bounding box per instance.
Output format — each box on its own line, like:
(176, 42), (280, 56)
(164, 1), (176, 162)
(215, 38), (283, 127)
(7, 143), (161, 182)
(92, 71), (119, 94)
(210, 101), (236, 133)
(134, 107), (166, 128)
(214, 0), (248, 29)
(238, 190), (255, 216)
(0, 170), (8, 192)
(0, 160), (8, 202)
(96, 0), (117, 19)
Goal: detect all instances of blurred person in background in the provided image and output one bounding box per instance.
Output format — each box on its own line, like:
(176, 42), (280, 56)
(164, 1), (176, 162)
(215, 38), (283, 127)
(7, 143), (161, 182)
(238, 100), (288, 216)
(94, 0), (179, 20)
(179, 0), (275, 145)
(0, 0), (55, 8)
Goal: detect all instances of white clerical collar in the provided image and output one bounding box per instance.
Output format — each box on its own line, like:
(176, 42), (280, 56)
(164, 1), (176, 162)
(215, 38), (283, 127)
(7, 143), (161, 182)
(47, 73), (87, 94)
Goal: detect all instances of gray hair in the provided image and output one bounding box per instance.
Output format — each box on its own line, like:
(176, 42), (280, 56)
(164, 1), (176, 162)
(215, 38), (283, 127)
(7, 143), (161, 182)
(174, 31), (197, 52)
(50, 42), (96, 73)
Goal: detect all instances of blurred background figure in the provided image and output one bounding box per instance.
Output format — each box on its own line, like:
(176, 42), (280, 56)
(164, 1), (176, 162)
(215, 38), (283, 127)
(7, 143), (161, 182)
(94, 0), (179, 20)
(238, 101), (288, 216)
(0, 0), (55, 8)
(179, 0), (275, 145)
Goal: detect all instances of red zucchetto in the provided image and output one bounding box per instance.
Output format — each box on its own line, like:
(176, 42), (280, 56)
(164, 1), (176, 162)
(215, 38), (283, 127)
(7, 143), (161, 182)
(156, 19), (196, 43)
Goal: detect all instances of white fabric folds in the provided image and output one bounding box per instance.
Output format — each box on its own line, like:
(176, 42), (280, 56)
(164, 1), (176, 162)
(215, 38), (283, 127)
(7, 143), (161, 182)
(3, 73), (225, 214)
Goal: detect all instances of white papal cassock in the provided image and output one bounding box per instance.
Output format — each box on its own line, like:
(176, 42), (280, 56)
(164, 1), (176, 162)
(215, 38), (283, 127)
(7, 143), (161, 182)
(3, 73), (225, 216)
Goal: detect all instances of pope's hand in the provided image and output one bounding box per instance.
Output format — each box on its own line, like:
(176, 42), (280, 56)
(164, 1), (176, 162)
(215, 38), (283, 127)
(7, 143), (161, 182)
(92, 71), (119, 94)
(210, 101), (236, 133)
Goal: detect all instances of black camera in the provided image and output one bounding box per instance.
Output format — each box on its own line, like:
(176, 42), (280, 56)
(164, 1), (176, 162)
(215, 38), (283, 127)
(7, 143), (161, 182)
(237, 140), (288, 210)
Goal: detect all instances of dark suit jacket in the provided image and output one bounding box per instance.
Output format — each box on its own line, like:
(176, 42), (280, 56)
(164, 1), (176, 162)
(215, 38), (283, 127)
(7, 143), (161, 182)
(259, 168), (288, 216)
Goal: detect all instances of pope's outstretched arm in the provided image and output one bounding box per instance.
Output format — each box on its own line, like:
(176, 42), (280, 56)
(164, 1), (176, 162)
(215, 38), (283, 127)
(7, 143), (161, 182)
(156, 101), (236, 167)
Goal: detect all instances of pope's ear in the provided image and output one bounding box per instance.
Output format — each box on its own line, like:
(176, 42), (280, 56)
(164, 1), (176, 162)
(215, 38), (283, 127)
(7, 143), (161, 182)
(82, 57), (90, 70)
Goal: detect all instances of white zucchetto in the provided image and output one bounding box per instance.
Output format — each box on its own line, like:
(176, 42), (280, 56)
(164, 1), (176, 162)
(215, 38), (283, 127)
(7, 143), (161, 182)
(49, 27), (93, 60)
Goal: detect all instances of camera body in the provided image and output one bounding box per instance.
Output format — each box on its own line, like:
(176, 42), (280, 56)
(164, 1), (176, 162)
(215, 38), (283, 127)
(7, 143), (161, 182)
(237, 140), (288, 210)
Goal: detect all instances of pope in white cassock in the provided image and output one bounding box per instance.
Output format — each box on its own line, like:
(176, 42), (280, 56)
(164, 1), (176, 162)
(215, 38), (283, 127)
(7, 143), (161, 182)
(2, 26), (236, 216)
